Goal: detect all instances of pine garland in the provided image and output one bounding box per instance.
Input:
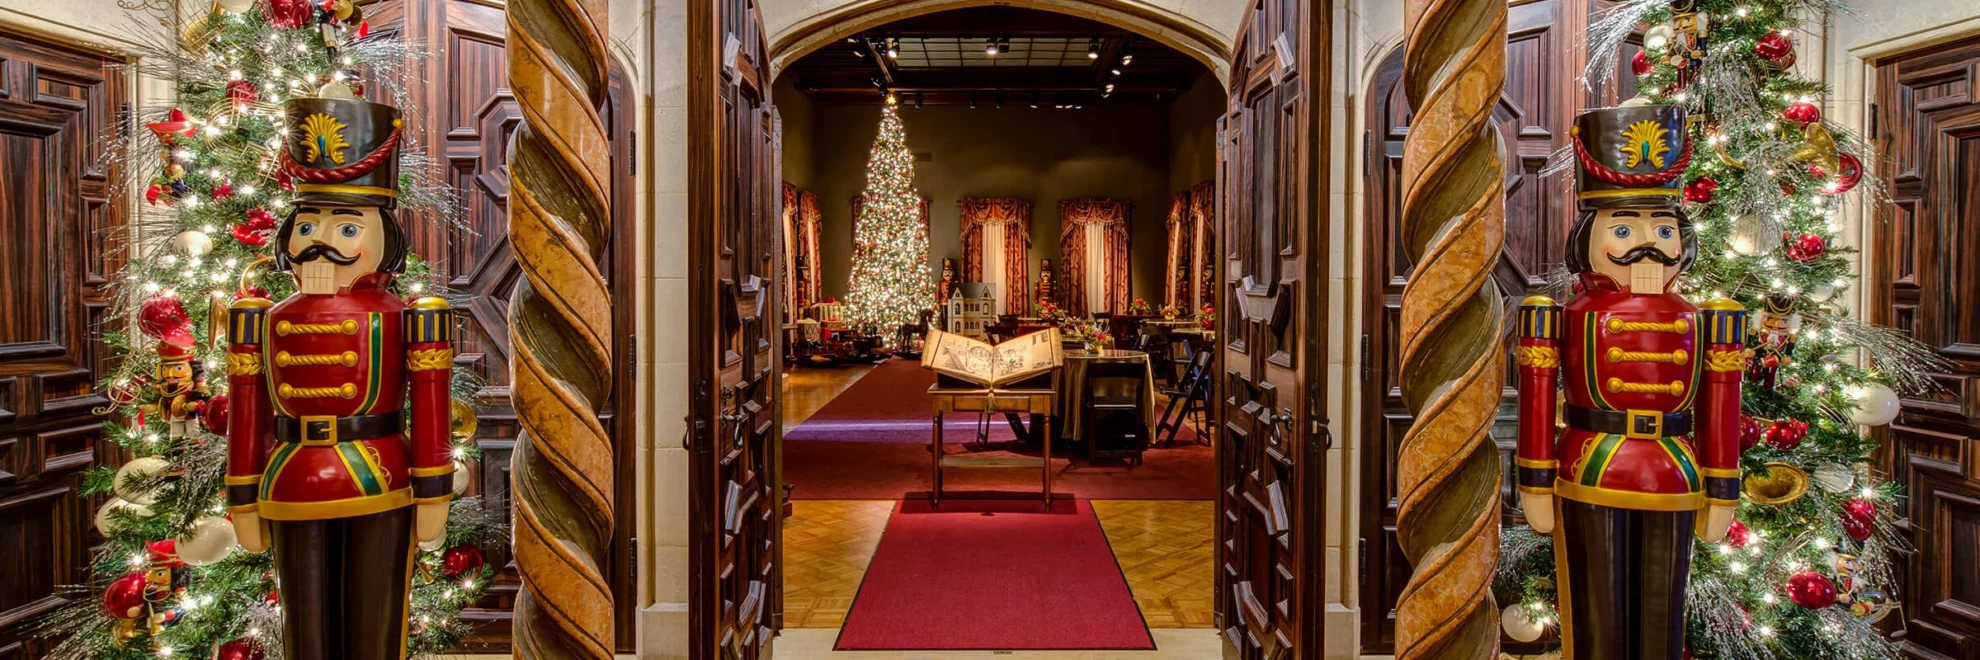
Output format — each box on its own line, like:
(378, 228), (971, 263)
(34, 3), (501, 658)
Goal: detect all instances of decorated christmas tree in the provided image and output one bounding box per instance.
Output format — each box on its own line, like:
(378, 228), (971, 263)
(33, 2), (502, 658)
(844, 103), (936, 336)
(1494, 1), (1941, 657)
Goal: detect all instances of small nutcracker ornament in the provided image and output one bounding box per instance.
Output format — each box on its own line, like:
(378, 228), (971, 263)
(141, 539), (187, 635)
(1034, 258), (1056, 314)
(145, 336), (211, 440)
(1746, 295), (1798, 388)
(224, 89), (452, 660)
(936, 257), (956, 305)
(1516, 101), (1741, 660)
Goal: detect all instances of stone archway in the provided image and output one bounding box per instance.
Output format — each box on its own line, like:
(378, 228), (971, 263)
(763, 0), (1235, 86)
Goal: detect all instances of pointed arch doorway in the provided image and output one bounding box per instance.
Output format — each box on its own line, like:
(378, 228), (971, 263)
(682, 0), (1332, 655)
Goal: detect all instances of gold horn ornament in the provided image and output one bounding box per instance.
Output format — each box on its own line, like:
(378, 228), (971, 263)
(1787, 123), (1842, 174)
(1744, 461), (1811, 505)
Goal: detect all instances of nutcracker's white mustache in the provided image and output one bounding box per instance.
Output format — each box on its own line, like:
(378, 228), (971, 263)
(1607, 244), (1679, 266)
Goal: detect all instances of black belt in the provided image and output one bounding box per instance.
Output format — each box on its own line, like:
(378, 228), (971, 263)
(1566, 405), (1690, 438)
(274, 411), (403, 444)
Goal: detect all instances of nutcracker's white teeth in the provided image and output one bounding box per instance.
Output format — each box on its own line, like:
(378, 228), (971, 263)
(295, 262), (337, 295)
(1628, 261), (1664, 294)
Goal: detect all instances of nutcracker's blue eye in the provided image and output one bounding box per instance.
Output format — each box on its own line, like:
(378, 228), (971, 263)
(296, 221), (316, 237)
(1611, 225), (1632, 239)
(338, 223), (360, 238)
(1656, 225), (1677, 240)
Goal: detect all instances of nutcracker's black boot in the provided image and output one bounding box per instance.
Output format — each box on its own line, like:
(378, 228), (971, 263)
(271, 506), (416, 660)
(1554, 499), (1695, 660)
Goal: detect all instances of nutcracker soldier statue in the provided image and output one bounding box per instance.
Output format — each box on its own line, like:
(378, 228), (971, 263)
(148, 338), (208, 440)
(1515, 102), (1743, 660)
(1035, 258), (1056, 314)
(224, 88), (453, 660)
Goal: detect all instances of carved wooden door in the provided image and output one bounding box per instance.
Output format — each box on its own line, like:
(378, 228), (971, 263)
(1872, 34), (1980, 660)
(367, 0), (638, 649)
(1215, 0), (1327, 656)
(688, 0), (781, 656)
(1356, 0), (1601, 652)
(0, 27), (124, 659)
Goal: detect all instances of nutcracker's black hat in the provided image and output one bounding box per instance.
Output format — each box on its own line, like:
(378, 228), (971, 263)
(1572, 104), (1692, 210)
(279, 93), (402, 209)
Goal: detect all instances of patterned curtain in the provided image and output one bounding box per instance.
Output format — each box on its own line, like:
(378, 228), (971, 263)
(799, 191), (822, 310)
(1163, 191), (1191, 309)
(958, 198), (1033, 314)
(1058, 199), (1132, 316)
(781, 183), (799, 323)
(1188, 182), (1216, 312)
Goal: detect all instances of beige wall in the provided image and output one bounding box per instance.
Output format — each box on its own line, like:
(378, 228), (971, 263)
(777, 75), (819, 191)
(805, 102), (1178, 306)
(1168, 70), (1222, 193)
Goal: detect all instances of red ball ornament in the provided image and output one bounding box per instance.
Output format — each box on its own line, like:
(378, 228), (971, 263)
(1814, 152), (1864, 194)
(232, 208), (279, 247)
(201, 394), (229, 436)
(1725, 519), (1752, 548)
(442, 545), (485, 577)
(1842, 498), (1877, 541)
(224, 79), (259, 106)
(1632, 51), (1652, 76)
(1683, 177), (1718, 203)
(1783, 101), (1821, 125)
(262, 0), (312, 28)
(212, 638), (267, 660)
(1740, 415), (1768, 452)
(1765, 418), (1810, 451)
(1786, 233), (1827, 262)
(1786, 570), (1839, 609)
(139, 294), (191, 339)
(102, 572), (149, 619)
(1756, 31), (1796, 67)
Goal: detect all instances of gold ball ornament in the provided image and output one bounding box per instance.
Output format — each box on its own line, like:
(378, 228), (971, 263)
(450, 400), (479, 439)
(1744, 462), (1811, 505)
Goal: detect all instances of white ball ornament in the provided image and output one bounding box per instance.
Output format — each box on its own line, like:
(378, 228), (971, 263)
(214, 0), (254, 12)
(113, 456), (171, 505)
(95, 498), (153, 535)
(1808, 283), (1838, 303)
(175, 516), (237, 566)
(451, 458), (471, 496)
(172, 229), (214, 258)
(1644, 25), (1675, 52)
(1848, 383), (1901, 426)
(1501, 603), (1547, 642)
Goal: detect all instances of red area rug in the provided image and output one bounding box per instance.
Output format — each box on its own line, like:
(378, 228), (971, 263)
(784, 359), (1213, 500)
(835, 499), (1154, 650)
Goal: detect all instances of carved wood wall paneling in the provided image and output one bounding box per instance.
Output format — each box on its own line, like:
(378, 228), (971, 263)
(1215, 0), (1327, 656)
(0, 27), (124, 660)
(373, 0), (635, 650)
(1359, 0), (1586, 653)
(1871, 34), (1980, 660)
(690, 0), (781, 655)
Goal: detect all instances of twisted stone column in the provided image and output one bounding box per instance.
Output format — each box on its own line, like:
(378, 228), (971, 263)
(506, 0), (612, 654)
(1393, 0), (1506, 657)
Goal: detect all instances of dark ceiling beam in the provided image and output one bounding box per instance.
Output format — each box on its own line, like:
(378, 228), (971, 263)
(795, 68), (1189, 92)
(860, 38), (894, 86)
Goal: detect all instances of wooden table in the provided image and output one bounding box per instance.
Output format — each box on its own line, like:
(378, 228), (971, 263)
(1057, 349), (1156, 444)
(928, 384), (1056, 508)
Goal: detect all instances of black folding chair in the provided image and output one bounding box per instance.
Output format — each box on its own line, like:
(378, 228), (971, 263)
(1157, 349), (1213, 446)
(1082, 361), (1149, 465)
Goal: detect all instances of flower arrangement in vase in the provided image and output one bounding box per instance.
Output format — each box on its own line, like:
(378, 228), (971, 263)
(1127, 298), (1152, 315)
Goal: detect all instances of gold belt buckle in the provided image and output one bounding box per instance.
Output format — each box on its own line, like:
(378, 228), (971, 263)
(1625, 409), (1663, 439)
(301, 414), (338, 444)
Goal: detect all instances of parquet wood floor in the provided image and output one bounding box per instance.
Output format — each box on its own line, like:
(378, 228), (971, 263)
(782, 363), (878, 428)
(782, 500), (895, 628)
(1090, 500), (1216, 629)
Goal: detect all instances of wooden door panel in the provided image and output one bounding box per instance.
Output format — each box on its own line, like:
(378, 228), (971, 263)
(1357, 0), (1587, 652)
(0, 27), (124, 659)
(1216, 0), (1325, 656)
(1873, 34), (1980, 660)
(692, 0), (780, 656)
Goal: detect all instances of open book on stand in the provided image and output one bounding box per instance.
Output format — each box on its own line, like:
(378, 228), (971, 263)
(922, 327), (1063, 389)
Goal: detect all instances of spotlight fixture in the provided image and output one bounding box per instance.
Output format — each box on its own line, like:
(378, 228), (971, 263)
(914, 92), (924, 109)
(1120, 53), (1134, 65)
(985, 38), (1001, 56)
(886, 38), (899, 59)
(1087, 39), (1101, 59)
(1110, 68), (1121, 76)
(1104, 83), (1116, 93)
(968, 93), (978, 109)
(1029, 92), (1039, 109)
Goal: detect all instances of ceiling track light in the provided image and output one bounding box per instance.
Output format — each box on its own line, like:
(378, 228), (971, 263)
(1120, 53), (1134, 66)
(985, 37), (1001, 56)
(1029, 92), (1039, 109)
(1087, 39), (1101, 60)
(914, 92), (924, 109)
(886, 38), (899, 59)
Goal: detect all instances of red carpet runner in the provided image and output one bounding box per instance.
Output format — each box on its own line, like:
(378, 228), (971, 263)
(835, 499), (1155, 650)
(784, 359), (1214, 500)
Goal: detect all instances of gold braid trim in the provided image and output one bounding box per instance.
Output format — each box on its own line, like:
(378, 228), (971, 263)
(1606, 318), (1690, 334)
(1707, 349), (1749, 372)
(279, 383), (358, 399)
(1608, 347), (1688, 364)
(226, 353), (264, 376)
(1515, 345), (1558, 368)
(1607, 379), (1685, 396)
(407, 348), (455, 372)
(276, 319), (360, 336)
(276, 351), (358, 367)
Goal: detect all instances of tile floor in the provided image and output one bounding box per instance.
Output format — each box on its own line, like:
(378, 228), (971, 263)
(774, 363), (1218, 657)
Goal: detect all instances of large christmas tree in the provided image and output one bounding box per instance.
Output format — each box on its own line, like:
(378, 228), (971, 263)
(844, 103), (936, 336)
(1495, 1), (1940, 657)
(34, 2), (501, 658)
